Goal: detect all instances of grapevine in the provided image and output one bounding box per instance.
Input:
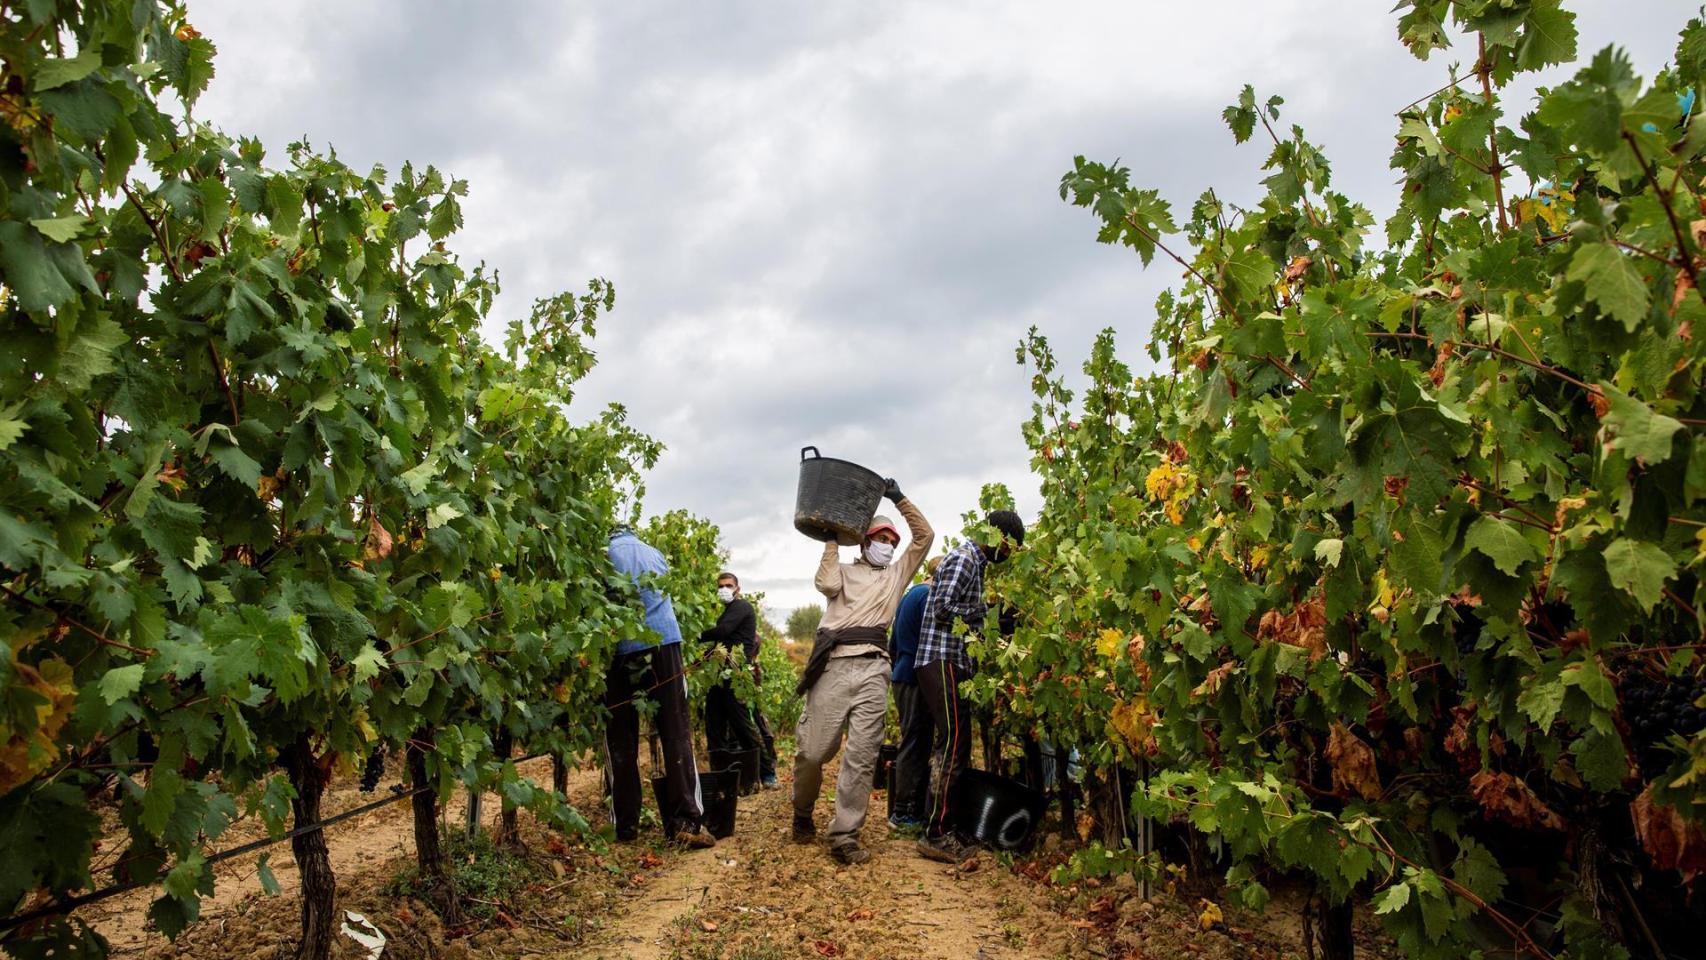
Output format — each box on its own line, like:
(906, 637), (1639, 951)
(0, 3), (716, 958)
(976, 4), (1706, 959)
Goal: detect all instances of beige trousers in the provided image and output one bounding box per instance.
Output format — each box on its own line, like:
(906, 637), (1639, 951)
(792, 654), (889, 844)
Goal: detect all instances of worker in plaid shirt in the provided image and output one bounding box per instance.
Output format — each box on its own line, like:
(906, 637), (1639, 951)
(915, 509), (1025, 863)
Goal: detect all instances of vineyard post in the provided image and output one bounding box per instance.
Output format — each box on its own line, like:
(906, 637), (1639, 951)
(493, 727), (519, 847)
(465, 786), (483, 839)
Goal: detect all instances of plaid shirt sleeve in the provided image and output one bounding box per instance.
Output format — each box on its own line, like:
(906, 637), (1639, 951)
(916, 545), (983, 673)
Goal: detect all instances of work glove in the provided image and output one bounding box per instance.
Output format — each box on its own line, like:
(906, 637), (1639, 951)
(883, 477), (905, 503)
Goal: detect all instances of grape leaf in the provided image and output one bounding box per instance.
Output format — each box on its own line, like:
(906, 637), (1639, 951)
(1567, 243), (1649, 332)
(1374, 881), (1412, 915)
(1463, 516), (1538, 576)
(1601, 538), (1675, 611)
(34, 50), (103, 90)
(29, 216), (88, 244)
(1599, 384), (1683, 464)
(98, 663), (146, 705)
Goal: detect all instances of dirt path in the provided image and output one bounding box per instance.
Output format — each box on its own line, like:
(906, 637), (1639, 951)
(564, 758), (1099, 960)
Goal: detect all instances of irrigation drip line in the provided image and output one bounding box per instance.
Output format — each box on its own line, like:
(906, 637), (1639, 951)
(0, 784), (429, 933)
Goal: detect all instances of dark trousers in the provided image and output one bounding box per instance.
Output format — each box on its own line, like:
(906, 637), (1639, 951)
(918, 660), (971, 840)
(753, 708), (777, 779)
(604, 644), (701, 838)
(704, 680), (764, 757)
(892, 680), (932, 820)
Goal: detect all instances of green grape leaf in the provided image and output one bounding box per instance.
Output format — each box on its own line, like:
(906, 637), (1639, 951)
(29, 216), (88, 243)
(1601, 538), (1675, 612)
(98, 663), (147, 705)
(1567, 243), (1649, 332)
(1515, 1), (1578, 70)
(1516, 675), (1566, 729)
(1374, 881), (1412, 915)
(256, 853), (281, 896)
(1463, 516), (1538, 576)
(1570, 729), (1629, 791)
(34, 50), (103, 90)
(0, 405), (28, 451)
(1599, 385), (1683, 464)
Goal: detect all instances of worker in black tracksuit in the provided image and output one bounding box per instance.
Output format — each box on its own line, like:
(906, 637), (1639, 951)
(701, 572), (766, 768)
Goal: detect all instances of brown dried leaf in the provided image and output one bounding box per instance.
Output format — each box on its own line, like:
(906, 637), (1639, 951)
(1257, 595), (1328, 661)
(846, 908), (874, 922)
(1284, 255), (1312, 283)
(812, 940), (844, 957)
(1325, 722), (1382, 800)
(363, 515), (394, 562)
(699, 919), (719, 932)
(1632, 784), (1706, 876)
(1470, 770), (1563, 831)
(1076, 812), (1096, 843)
(1192, 661), (1238, 699)
(1587, 383), (1611, 419)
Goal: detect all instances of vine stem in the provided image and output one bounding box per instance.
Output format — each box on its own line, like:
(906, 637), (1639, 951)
(1, 585), (154, 657)
(1119, 213), (1313, 393)
(1122, 213), (1234, 316)
(122, 181), (240, 423)
(1476, 35), (1509, 232)
(1623, 131), (1706, 312)
(1257, 111), (1338, 283)
(1366, 330), (1594, 392)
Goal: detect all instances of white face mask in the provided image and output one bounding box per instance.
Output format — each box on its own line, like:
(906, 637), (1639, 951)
(864, 541), (896, 567)
(717, 586), (736, 603)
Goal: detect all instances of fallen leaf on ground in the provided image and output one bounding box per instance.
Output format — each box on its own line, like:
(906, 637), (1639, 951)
(1198, 900), (1223, 931)
(846, 908), (874, 921)
(699, 919), (718, 932)
(812, 940), (844, 957)
(637, 852), (664, 869)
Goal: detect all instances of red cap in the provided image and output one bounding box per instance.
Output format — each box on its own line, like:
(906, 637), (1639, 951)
(865, 515), (899, 540)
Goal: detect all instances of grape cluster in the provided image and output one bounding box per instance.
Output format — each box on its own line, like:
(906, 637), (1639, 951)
(359, 748), (386, 793)
(1622, 671), (1706, 777)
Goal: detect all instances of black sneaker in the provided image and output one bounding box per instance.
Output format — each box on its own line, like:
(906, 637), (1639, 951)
(791, 814), (816, 843)
(916, 833), (972, 864)
(830, 840), (871, 865)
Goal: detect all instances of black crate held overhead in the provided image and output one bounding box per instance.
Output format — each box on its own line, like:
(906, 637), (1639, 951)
(794, 446), (885, 546)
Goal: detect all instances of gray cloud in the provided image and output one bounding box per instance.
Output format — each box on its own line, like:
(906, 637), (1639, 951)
(190, 0), (1684, 619)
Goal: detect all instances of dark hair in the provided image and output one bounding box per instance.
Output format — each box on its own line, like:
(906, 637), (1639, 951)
(987, 510), (1025, 547)
(717, 571), (739, 587)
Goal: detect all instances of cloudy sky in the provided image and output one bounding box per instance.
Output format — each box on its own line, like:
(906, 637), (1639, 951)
(189, 1), (1681, 621)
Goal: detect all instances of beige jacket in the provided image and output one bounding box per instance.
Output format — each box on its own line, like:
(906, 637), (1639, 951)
(816, 498), (934, 657)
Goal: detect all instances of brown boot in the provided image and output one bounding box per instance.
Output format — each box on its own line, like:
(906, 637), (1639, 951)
(672, 824), (716, 849)
(830, 840), (871, 865)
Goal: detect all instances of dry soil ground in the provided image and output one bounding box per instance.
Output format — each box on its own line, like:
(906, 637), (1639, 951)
(72, 750), (1398, 960)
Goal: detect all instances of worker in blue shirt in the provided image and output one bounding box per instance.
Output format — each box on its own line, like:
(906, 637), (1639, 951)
(887, 556), (941, 827)
(605, 527), (715, 848)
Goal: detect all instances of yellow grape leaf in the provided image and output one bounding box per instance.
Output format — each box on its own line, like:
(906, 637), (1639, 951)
(1096, 628), (1123, 659)
(1198, 900), (1223, 931)
(0, 654), (77, 794)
